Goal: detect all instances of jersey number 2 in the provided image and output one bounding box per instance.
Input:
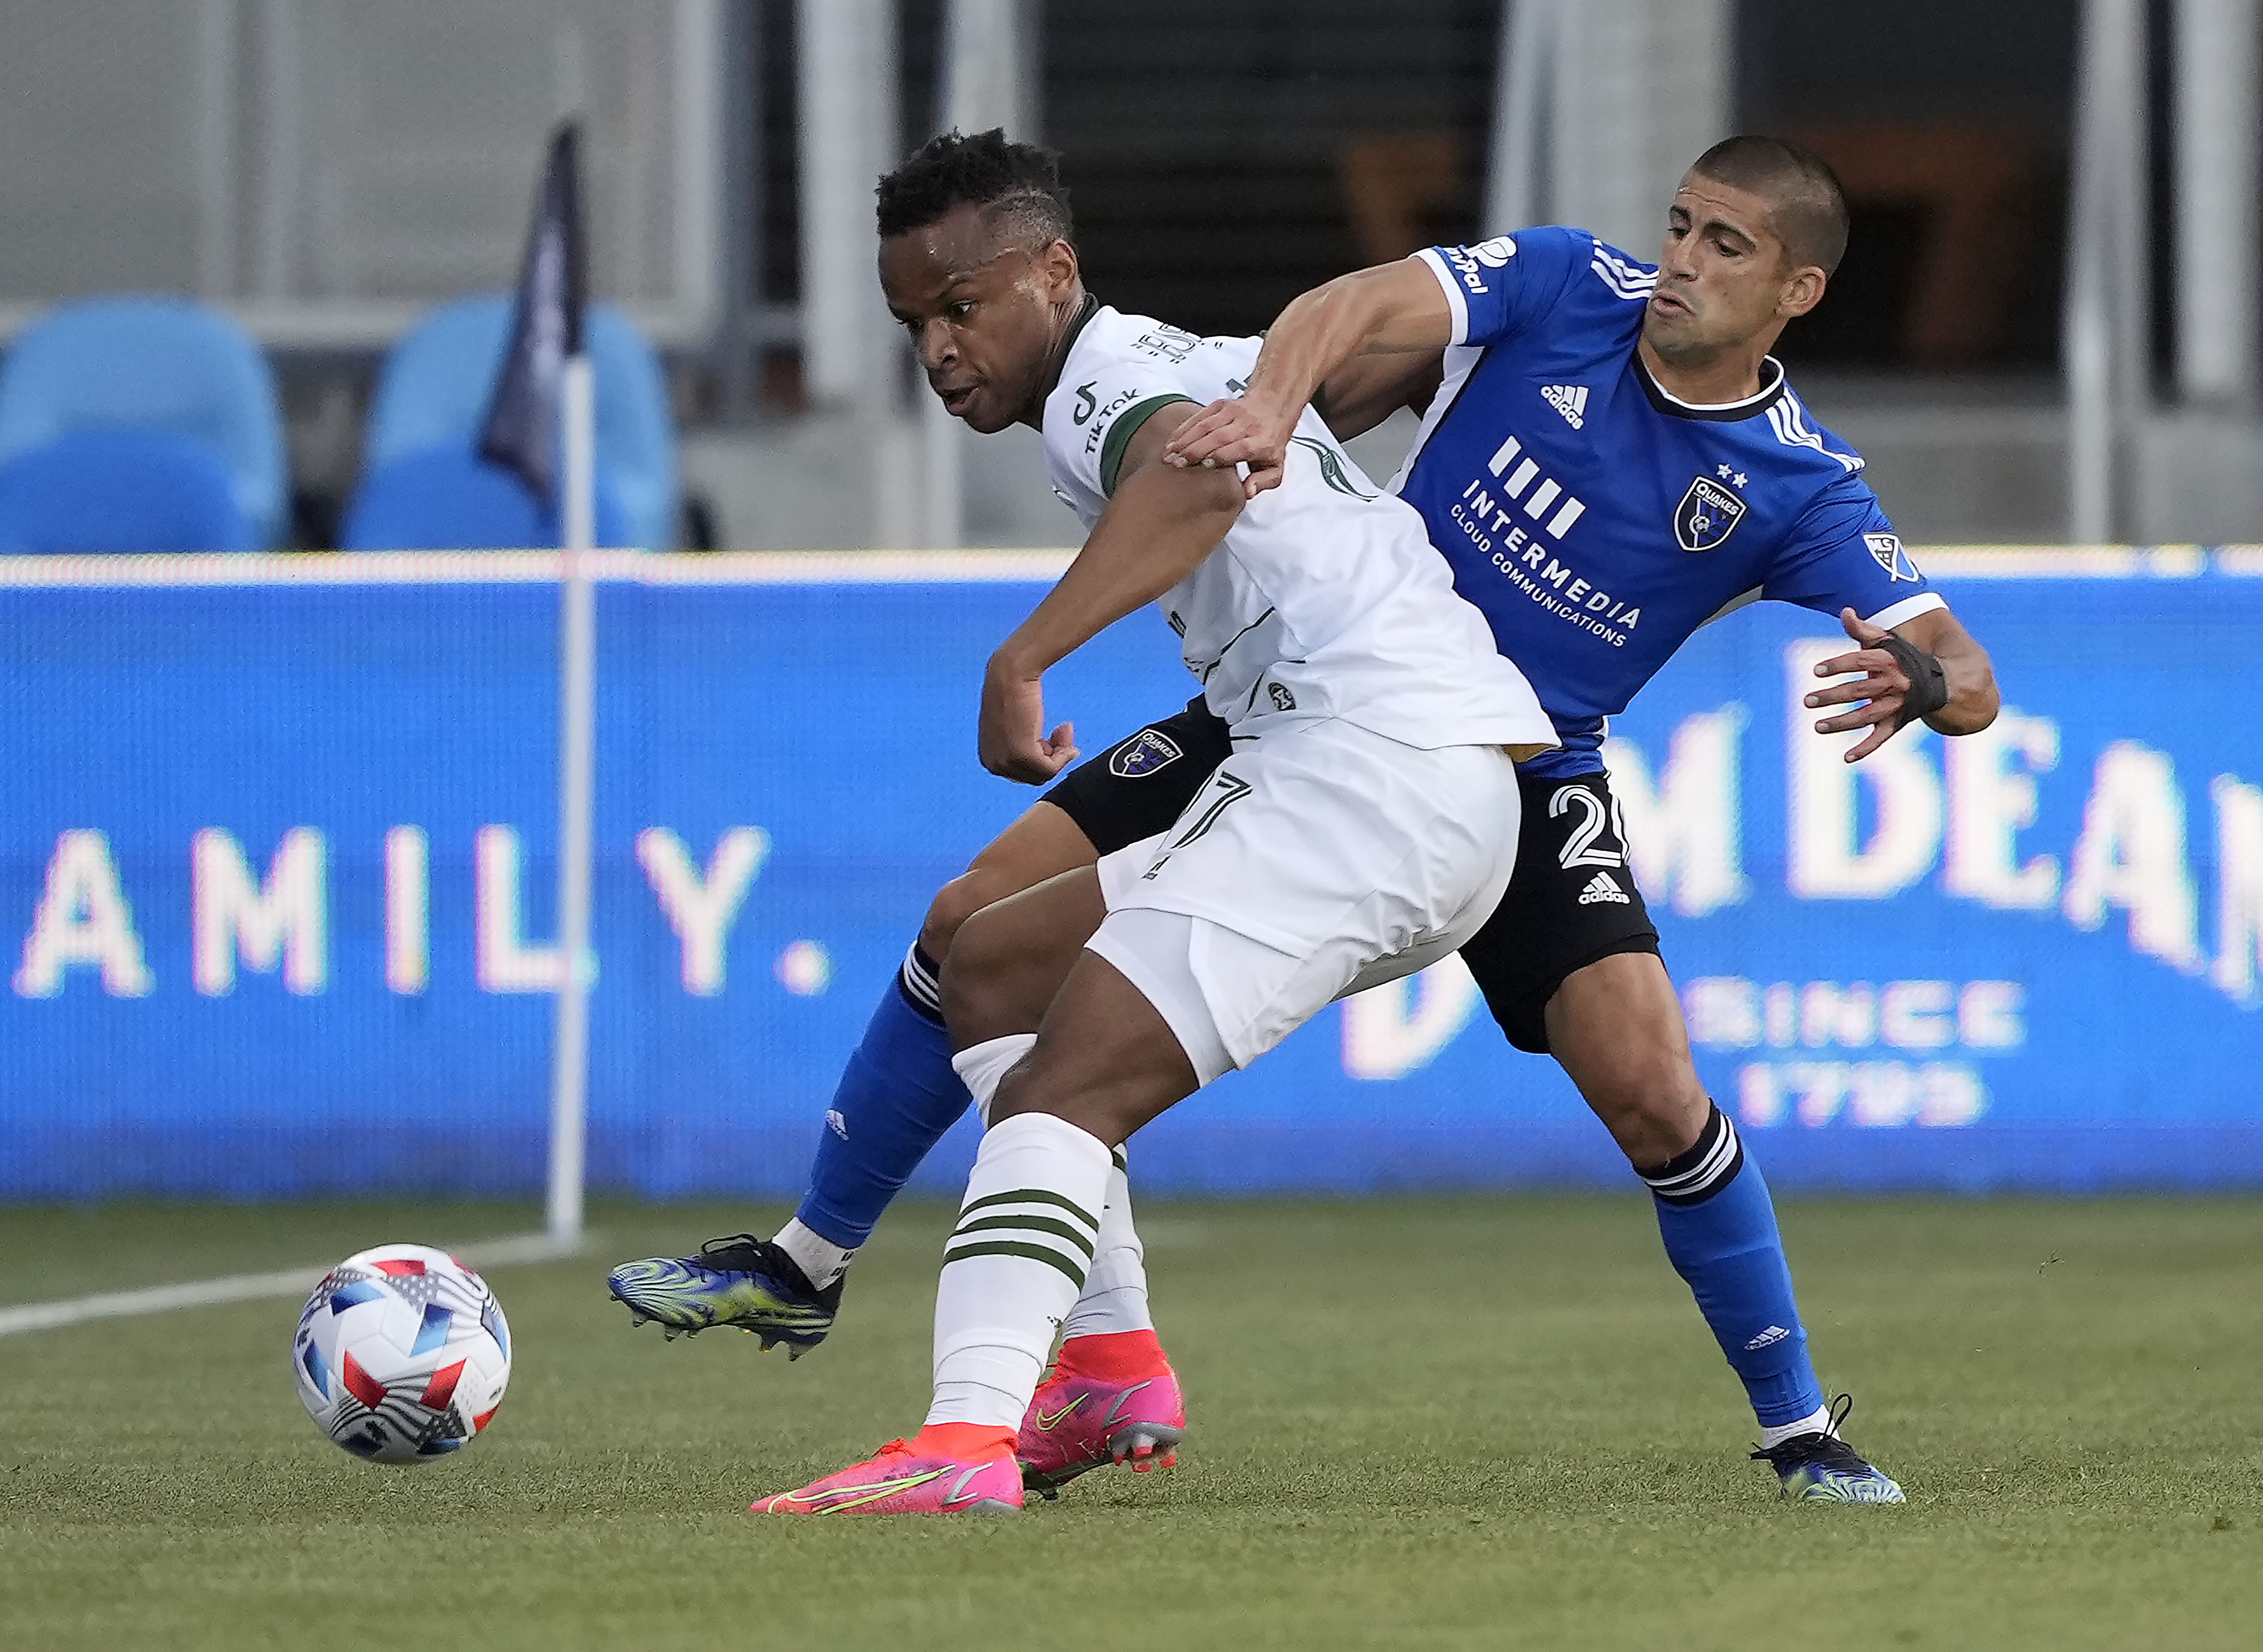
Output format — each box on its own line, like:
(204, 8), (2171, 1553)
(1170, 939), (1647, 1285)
(1549, 785), (1625, 870)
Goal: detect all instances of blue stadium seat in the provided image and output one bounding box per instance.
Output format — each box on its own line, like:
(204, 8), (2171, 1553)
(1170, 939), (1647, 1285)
(0, 428), (257, 554)
(363, 294), (677, 550)
(339, 443), (631, 552)
(0, 297), (286, 547)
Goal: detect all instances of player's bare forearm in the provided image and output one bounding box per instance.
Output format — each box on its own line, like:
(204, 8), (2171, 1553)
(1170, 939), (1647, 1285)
(1179, 260), (1450, 446)
(982, 407), (1243, 782)
(997, 416), (1243, 680)
(1242, 261), (1453, 418)
(1896, 606), (1998, 735)
(1164, 258), (1453, 492)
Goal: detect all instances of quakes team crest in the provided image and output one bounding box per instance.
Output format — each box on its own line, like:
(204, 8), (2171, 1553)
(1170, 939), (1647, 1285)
(1865, 531), (1921, 583)
(1674, 475), (1747, 553)
(1109, 727), (1184, 778)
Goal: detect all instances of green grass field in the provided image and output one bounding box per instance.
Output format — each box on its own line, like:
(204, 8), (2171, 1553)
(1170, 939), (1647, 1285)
(3, 1194), (2260, 1650)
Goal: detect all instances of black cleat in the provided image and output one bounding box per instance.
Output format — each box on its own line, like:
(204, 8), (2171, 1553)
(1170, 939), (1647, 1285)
(1751, 1394), (1906, 1503)
(606, 1235), (843, 1358)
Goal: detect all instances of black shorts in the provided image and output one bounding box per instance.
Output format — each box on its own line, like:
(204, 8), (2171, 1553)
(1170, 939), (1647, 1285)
(1040, 697), (1236, 856)
(1457, 769), (1660, 1055)
(1040, 703), (1659, 1056)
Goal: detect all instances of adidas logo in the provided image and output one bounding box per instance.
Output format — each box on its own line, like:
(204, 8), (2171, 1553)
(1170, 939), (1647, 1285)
(1744, 1325), (1792, 1351)
(825, 1108), (849, 1141)
(1540, 383), (1589, 428)
(1577, 871), (1629, 905)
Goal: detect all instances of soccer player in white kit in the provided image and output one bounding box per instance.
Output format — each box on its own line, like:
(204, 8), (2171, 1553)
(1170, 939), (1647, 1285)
(750, 133), (1557, 1515)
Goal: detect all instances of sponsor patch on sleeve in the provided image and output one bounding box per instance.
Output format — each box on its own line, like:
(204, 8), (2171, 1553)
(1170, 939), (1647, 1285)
(1444, 235), (1517, 294)
(1865, 532), (1921, 583)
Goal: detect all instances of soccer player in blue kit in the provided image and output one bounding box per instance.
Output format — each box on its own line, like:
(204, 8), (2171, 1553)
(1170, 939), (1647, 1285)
(611, 133), (2001, 1504)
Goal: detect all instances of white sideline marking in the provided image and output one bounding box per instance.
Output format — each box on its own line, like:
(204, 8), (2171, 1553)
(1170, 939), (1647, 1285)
(0, 1229), (583, 1339)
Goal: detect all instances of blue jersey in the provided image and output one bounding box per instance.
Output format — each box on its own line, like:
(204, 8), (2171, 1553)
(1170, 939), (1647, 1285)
(1396, 227), (1944, 780)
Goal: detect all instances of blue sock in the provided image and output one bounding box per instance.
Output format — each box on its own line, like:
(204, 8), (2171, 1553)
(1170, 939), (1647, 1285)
(793, 944), (972, 1250)
(1639, 1104), (1826, 1430)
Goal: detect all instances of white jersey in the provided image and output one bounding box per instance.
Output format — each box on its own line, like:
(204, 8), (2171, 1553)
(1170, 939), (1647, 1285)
(1040, 303), (1555, 752)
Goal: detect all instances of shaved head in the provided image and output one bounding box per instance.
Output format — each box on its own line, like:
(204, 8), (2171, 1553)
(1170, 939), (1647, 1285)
(1688, 135), (1849, 276)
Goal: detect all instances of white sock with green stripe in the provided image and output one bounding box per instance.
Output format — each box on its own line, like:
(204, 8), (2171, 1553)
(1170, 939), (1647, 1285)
(1062, 1149), (1153, 1338)
(952, 1036), (1154, 1342)
(927, 1110), (1113, 1430)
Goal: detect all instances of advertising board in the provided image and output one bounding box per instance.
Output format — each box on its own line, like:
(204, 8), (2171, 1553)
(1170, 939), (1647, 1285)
(4, 549), (2257, 1197)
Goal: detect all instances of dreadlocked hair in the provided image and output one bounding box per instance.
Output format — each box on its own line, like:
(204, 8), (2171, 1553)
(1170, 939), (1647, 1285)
(876, 127), (1074, 249)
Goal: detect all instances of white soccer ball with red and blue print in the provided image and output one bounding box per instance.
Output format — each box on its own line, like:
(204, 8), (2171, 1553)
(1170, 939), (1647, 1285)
(292, 1243), (511, 1463)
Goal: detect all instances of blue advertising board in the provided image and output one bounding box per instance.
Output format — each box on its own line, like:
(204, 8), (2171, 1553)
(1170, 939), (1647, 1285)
(2, 548), (2259, 1199)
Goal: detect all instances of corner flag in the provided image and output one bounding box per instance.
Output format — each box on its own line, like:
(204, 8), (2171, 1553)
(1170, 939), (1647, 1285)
(479, 122), (588, 504)
(476, 122), (600, 1247)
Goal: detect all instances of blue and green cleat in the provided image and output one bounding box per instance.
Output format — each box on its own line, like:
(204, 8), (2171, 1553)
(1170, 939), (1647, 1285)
(1751, 1394), (1905, 1504)
(606, 1234), (842, 1358)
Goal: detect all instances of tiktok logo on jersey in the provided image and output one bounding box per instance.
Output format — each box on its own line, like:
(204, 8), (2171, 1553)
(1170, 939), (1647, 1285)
(1674, 474), (1748, 553)
(1081, 387), (1145, 457)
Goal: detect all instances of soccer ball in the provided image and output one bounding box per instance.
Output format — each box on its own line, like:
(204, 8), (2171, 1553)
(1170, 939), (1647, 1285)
(292, 1243), (511, 1463)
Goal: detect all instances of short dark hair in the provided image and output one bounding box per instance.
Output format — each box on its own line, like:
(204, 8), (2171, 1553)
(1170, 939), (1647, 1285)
(1688, 135), (1849, 276)
(876, 127), (1074, 251)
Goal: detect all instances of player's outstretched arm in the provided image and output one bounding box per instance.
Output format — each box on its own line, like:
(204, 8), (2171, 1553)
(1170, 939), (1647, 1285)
(1163, 258), (1453, 498)
(982, 403), (1245, 783)
(1806, 605), (2000, 763)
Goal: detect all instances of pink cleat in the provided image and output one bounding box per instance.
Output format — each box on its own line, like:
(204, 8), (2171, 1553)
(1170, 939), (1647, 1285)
(750, 1427), (1022, 1516)
(1017, 1330), (1186, 1497)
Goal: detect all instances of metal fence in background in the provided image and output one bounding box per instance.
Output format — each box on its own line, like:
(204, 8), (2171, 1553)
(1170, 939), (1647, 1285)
(0, 0), (725, 348)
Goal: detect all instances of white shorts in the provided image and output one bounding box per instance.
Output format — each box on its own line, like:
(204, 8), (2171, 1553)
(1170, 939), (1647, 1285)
(1085, 716), (1520, 1083)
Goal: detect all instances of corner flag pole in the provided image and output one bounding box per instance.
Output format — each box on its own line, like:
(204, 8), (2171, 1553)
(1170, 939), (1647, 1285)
(479, 121), (595, 1249)
(548, 351), (596, 1248)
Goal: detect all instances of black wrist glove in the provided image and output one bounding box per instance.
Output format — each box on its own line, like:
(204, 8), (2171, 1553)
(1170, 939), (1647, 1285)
(1877, 633), (1949, 728)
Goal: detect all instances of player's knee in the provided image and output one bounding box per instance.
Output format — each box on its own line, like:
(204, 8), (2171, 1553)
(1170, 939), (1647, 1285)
(936, 898), (1019, 1041)
(1581, 1047), (1709, 1165)
(920, 866), (1016, 963)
